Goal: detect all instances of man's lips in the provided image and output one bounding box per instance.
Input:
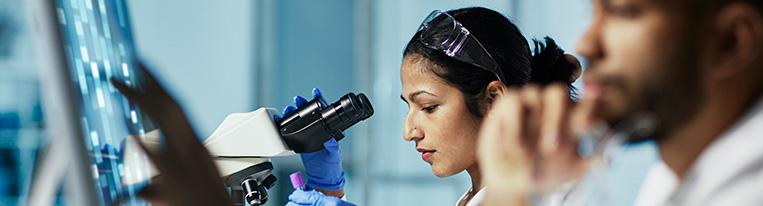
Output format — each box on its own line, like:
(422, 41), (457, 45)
(584, 79), (602, 94)
(416, 147), (436, 162)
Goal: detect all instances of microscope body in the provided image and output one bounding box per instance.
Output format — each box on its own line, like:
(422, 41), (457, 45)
(207, 92), (372, 205)
(123, 92), (373, 205)
(204, 108), (286, 205)
(122, 108), (284, 205)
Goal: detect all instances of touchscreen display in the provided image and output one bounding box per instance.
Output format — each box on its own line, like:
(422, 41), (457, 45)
(54, 0), (151, 204)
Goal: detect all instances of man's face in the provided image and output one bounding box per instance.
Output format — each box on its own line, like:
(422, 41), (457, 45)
(576, 0), (707, 140)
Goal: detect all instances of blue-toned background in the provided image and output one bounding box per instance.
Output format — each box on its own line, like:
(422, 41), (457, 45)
(1, 0), (658, 205)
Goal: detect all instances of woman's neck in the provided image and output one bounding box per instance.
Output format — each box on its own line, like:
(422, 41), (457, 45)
(466, 163), (482, 192)
(457, 163), (483, 206)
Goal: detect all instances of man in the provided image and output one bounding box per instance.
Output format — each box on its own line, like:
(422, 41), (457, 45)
(477, 0), (763, 205)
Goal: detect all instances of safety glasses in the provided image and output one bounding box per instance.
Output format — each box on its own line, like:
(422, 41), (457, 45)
(417, 10), (506, 83)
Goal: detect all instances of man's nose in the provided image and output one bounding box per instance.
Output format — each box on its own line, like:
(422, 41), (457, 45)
(576, 17), (604, 62)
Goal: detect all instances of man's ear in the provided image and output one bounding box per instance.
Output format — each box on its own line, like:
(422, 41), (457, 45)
(484, 81), (508, 109)
(708, 2), (763, 81)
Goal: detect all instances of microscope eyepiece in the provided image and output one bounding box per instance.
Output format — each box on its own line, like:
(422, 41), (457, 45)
(277, 92), (374, 153)
(322, 93), (373, 134)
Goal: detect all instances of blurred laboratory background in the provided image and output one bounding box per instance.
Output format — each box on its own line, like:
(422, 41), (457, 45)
(1, 0), (599, 205)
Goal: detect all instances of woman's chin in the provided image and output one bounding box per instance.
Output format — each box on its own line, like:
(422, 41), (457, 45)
(431, 164), (459, 177)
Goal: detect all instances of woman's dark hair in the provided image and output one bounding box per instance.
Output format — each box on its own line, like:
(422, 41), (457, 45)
(403, 7), (579, 117)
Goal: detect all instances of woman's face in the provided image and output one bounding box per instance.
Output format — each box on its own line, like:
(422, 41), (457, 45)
(400, 54), (483, 177)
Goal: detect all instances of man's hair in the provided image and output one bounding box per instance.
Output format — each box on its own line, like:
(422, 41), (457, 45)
(688, 0), (763, 27)
(739, 0), (763, 13)
(712, 0), (763, 14)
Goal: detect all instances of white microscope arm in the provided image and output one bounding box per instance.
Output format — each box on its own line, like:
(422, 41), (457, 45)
(122, 108), (296, 185)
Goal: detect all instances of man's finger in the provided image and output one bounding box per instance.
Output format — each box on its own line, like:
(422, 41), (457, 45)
(570, 83), (604, 137)
(135, 62), (165, 94)
(501, 89), (526, 156)
(539, 84), (571, 154)
(131, 136), (171, 174)
(136, 183), (168, 204)
(518, 85), (542, 153)
(134, 62), (183, 112)
(111, 78), (144, 106)
(477, 99), (503, 161)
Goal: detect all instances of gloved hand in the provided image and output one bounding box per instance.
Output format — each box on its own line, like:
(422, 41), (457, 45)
(286, 189), (355, 206)
(274, 88), (345, 191)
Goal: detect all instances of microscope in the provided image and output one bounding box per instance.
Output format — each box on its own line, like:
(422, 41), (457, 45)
(122, 92), (373, 205)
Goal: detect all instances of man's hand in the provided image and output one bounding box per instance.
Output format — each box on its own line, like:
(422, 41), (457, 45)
(478, 84), (602, 205)
(111, 62), (232, 205)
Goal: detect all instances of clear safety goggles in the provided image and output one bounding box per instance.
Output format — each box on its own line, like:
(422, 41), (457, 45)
(417, 10), (506, 83)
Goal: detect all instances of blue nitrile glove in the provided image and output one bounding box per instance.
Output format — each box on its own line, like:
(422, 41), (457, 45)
(285, 189), (355, 206)
(274, 88), (345, 190)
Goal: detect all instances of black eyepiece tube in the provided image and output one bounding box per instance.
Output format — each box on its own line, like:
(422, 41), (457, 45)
(322, 93), (373, 137)
(277, 92), (374, 153)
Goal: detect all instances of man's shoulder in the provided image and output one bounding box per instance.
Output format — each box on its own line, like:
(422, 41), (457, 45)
(701, 168), (763, 205)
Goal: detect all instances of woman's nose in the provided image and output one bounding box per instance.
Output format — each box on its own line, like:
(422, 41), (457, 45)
(403, 115), (423, 142)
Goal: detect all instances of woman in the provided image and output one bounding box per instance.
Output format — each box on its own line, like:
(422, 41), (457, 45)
(286, 7), (581, 206)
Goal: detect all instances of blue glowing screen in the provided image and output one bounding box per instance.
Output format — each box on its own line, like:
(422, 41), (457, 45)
(54, 0), (152, 204)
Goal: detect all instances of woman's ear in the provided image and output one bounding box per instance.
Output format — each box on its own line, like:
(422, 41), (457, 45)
(485, 80), (508, 108)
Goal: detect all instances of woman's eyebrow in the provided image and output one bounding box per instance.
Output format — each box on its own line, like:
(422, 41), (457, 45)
(400, 90), (438, 103)
(406, 90), (437, 102)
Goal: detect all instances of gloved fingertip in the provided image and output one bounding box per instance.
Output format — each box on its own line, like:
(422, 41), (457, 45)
(317, 196), (343, 206)
(290, 189), (324, 204)
(324, 138), (339, 147)
(287, 189), (306, 202)
(312, 88), (322, 98)
(283, 105), (297, 116)
(273, 114), (281, 121)
(295, 96), (308, 106)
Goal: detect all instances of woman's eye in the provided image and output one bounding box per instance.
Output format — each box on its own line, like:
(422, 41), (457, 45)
(422, 105), (438, 113)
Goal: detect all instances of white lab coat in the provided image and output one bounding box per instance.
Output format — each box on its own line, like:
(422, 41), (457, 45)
(456, 187), (485, 206)
(635, 96), (763, 206)
(634, 161), (678, 206)
(455, 184), (581, 206)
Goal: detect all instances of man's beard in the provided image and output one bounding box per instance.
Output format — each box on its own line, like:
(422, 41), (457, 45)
(619, 40), (706, 144)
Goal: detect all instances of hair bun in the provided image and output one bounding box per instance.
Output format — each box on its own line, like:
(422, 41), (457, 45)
(563, 54), (582, 82)
(529, 37), (580, 85)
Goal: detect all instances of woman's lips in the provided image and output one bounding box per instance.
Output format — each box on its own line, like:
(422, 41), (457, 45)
(416, 147), (436, 162)
(421, 152), (434, 162)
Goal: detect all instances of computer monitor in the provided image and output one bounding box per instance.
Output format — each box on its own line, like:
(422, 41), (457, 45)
(27, 0), (153, 205)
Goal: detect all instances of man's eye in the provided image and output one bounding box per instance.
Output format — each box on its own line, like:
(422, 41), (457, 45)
(422, 105), (438, 113)
(605, 4), (642, 18)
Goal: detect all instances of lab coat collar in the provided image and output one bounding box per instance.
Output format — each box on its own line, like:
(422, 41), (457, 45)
(457, 187), (485, 206)
(669, 95), (763, 204)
